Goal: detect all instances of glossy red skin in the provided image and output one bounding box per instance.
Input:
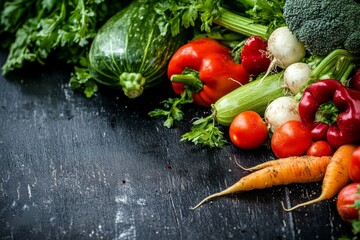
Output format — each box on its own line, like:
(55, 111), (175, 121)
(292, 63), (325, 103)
(310, 122), (329, 142)
(229, 111), (268, 150)
(306, 140), (334, 157)
(336, 182), (360, 222)
(241, 36), (270, 76)
(299, 79), (360, 149)
(271, 120), (313, 158)
(350, 68), (360, 91)
(349, 147), (360, 182)
(168, 38), (250, 107)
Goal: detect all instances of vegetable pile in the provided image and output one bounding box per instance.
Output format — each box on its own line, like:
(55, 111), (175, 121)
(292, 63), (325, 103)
(1, 0), (360, 237)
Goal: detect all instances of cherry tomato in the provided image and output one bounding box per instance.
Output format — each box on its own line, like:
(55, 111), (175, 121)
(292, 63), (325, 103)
(349, 147), (360, 182)
(271, 120), (312, 158)
(229, 111), (268, 150)
(336, 182), (360, 222)
(306, 141), (334, 157)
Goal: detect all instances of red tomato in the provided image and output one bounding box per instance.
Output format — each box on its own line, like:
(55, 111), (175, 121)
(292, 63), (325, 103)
(306, 141), (334, 157)
(336, 182), (360, 222)
(349, 147), (360, 182)
(271, 120), (312, 158)
(229, 111), (268, 150)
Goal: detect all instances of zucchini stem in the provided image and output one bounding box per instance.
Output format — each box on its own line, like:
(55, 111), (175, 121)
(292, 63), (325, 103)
(119, 72), (146, 99)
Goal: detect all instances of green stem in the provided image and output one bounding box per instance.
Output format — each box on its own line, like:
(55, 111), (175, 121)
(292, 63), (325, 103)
(315, 101), (339, 125)
(295, 49), (360, 100)
(170, 74), (204, 93)
(311, 49), (360, 80)
(340, 63), (356, 86)
(119, 72), (146, 99)
(213, 7), (269, 40)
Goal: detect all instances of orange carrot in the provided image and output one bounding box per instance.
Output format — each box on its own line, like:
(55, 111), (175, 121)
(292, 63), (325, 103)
(236, 156), (313, 171)
(191, 155), (331, 210)
(282, 144), (358, 211)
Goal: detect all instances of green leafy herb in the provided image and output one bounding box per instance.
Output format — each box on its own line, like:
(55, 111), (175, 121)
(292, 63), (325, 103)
(149, 89), (193, 128)
(155, 0), (285, 37)
(181, 112), (227, 148)
(0, 0), (128, 97)
(154, 0), (222, 36)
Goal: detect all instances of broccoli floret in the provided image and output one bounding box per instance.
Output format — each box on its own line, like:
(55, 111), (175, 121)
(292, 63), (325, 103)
(283, 0), (360, 56)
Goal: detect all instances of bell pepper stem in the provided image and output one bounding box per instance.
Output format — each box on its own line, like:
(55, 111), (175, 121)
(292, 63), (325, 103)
(315, 101), (339, 125)
(170, 74), (204, 93)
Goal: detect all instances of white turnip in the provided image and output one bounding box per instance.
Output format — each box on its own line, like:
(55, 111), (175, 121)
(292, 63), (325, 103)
(264, 96), (301, 132)
(260, 27), (306, 83)
(284, 62), (312, 94)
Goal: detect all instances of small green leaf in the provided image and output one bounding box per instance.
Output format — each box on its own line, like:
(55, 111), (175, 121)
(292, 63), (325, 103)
(163, 118), (174, 128)
(181, 114), (227, 148)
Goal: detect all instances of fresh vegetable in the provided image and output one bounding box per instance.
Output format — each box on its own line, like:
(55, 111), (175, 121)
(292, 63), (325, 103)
(283, 144), (357, 211)
(283, 0), (360, 56)
(240, 36), (270, 76)
(213, 70), (285, 127)
(181, 72), (286, 148)
(260, 26), (306, 81)
(264, 96), (301, 133)
(349, 147), (360, 182)
(149, 38), (249, 128)
(191, 155), (331, 209)
(298, 79), (360, 149)
(306, 141), (334, 157)
(155, 0), (285, 38)
(337, 183), (360, 238)
(270, 120), (313, 158)
(88, 0), (187, 99)
(337, 183), (360, 222)
(284, 62), (312, 94)
(167, 38), (249, 106)
(295, 49), (360, 99)
(229, 111), (268, 150)
(0, 0), (128, 97)
(183, 48), (360, 148)
(350, 68), (360, 91)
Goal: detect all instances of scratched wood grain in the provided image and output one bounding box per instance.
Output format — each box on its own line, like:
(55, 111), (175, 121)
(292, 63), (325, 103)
(0, 49), (353, 240)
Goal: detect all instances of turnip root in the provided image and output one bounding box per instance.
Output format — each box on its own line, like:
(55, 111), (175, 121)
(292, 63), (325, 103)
(260, 27), (306, 83)
(264, 96), (301, 133)
(284, 62), (312, 94)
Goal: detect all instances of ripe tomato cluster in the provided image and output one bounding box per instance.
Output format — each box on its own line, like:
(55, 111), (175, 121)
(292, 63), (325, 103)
(228, 111), (334, 158)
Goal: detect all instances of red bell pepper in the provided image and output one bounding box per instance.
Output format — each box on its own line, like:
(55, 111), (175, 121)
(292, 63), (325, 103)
(168, 38), (250, 107)
(350, 68), (360, 91)
(298, 79), (360, 149)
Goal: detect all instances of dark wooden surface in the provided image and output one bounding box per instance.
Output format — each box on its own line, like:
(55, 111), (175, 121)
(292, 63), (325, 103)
(0, 49), (354, 240)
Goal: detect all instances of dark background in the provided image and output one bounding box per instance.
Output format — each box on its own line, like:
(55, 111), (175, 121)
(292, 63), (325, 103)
(0, 49), (354, 239)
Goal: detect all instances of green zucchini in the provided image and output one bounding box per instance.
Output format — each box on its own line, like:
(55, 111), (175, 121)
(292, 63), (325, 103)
(214, 72), (287, 126)
(181, 72), (287, 148)
(88, 0), (186, 98)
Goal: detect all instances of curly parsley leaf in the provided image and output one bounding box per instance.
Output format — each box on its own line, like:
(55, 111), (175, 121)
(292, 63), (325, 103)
(181, 113), (227, 148)
(155, 0), (221, 36)
(0, 0), (127, 97)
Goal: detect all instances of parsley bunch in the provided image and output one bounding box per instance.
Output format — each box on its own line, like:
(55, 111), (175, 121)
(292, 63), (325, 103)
(155, 0), (285, 37)
(0, 0), (129, 97)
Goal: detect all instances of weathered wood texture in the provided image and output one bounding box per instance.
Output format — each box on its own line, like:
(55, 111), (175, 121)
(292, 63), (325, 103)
(0, 50), (353, 240)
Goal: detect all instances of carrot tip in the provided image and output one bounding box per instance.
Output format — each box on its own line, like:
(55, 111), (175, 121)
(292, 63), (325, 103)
(281, 196), (324, 212)
(190, 199), (208, 210)
(190, 192), (224, 210)
(280, 201), (295, 212)
(233, 157), (254, 171)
